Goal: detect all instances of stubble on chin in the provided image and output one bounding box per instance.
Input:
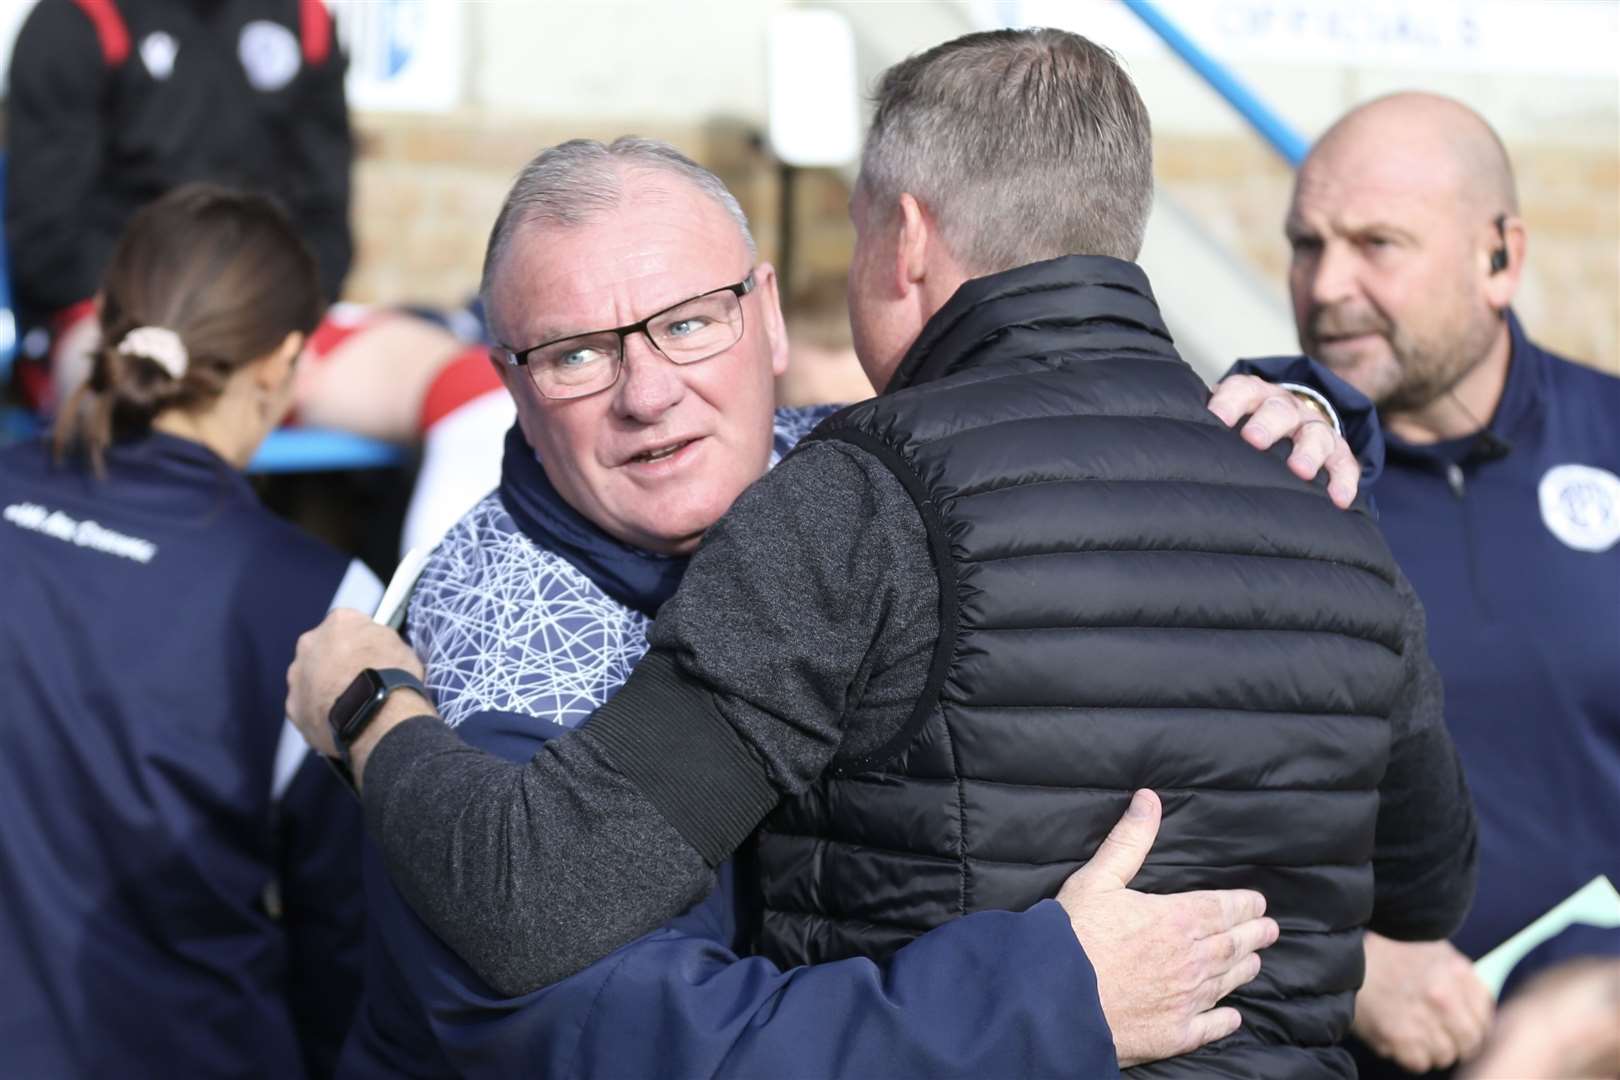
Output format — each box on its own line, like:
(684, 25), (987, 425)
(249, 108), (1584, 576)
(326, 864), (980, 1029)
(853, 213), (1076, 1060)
(1307, 333), (1403, 407)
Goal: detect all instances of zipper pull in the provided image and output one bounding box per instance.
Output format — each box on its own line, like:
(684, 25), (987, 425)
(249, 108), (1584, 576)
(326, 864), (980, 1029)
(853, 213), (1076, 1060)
(1446, 462), (1466, 498)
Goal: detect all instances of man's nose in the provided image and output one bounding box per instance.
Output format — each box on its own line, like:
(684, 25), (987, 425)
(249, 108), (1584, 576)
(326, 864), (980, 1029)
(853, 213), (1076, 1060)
(612, 331), (687, 421)
(1308, 242), (1359, 308)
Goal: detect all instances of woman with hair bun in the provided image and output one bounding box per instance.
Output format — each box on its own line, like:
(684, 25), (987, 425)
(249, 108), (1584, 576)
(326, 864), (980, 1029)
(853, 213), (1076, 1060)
(0, 184), (381, 1077)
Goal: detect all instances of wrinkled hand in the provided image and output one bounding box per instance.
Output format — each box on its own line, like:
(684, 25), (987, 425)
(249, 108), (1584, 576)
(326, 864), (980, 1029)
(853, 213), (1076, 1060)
(1465, 957), (1620, 1079)
(285, 607), (424, 758)
(1208, 374), (1358, 508)
(1057, 789), (1279, 1068)
(1353, 933), (1494, 1074)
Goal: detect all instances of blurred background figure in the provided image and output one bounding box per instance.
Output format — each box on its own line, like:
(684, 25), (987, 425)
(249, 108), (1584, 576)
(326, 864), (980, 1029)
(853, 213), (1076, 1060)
(0, 185), (377, 1078)
(1464, 957), (1620, 1079)
(2, 0), (510, 555)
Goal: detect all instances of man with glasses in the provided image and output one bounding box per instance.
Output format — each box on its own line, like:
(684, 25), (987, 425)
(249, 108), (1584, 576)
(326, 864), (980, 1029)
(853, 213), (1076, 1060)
(294, 30), (1478, 1076)
(1247, 92), (1620, 1080)
(332, 135), (1361, 1077)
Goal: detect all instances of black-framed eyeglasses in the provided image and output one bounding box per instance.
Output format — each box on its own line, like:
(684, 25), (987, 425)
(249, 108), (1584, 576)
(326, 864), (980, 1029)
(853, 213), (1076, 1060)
(499, 271), (757, 400)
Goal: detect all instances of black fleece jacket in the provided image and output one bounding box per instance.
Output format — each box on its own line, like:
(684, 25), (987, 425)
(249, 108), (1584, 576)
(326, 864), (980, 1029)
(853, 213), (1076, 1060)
(4, 0), (351, 316)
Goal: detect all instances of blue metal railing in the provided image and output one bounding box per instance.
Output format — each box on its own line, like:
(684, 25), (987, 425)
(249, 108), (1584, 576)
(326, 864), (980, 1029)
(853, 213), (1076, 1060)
(1121, 0), (1310, 167)
(248, 427), (405, 473)
(0, 155), (18, 392)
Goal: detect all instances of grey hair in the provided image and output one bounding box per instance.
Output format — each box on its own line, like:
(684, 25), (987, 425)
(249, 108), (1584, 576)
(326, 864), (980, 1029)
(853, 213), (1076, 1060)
(480, 136), (756, 333)
(859, 28), (1154, 274)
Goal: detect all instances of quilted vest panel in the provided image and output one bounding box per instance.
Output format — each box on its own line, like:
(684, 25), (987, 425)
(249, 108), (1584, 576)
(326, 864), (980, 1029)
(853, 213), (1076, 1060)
(754, 258), (1409, 1078)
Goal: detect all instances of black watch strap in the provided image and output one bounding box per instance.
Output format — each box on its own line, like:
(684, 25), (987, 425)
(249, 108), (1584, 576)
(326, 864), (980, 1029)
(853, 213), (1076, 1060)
(328, 666), (429, 769)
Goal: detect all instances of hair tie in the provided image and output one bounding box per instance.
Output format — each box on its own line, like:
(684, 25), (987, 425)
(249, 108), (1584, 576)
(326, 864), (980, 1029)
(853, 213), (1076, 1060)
(117, 326), (189, 380)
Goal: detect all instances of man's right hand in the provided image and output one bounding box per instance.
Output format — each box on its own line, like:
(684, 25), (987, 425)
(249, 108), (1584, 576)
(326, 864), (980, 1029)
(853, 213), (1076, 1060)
(1056, 789), (1279, 1068)
(285, 607), (430, 781)
(1353, 932), (1494, 1074)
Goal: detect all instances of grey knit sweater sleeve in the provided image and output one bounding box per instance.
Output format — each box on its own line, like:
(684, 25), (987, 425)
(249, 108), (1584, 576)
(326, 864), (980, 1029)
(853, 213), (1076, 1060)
(648, 439), (941, 776)
(360, 441), (938, 995)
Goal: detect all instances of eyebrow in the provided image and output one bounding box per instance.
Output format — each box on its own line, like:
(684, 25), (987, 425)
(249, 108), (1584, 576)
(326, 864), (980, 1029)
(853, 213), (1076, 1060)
(1285, 216), (1419, 243)
(518, 323), (581, 346)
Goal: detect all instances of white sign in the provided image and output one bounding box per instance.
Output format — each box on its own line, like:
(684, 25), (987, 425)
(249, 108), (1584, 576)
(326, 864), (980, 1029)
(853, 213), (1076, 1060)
(998, 0), (1620, 78)
(331, 0), (464, 112)
(768, 9), (861, 167)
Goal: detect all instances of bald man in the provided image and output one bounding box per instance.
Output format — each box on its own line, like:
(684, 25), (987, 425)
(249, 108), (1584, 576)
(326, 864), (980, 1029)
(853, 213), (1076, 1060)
(1271, 93), (1620, 1078)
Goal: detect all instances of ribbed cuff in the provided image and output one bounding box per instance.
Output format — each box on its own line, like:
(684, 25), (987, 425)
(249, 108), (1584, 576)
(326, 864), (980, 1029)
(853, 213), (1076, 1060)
(585, 650), (780, 867)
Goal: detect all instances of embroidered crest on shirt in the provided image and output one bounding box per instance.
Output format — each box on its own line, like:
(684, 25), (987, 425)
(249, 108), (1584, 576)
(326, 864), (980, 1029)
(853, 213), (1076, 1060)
(238, 20), (301, 92)
(1539, 463), (1620, 553)
(139, 32), (178, 80)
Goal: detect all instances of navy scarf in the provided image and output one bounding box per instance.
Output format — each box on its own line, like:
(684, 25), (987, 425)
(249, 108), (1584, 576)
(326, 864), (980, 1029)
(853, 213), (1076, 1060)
(496, 424), (687, 617)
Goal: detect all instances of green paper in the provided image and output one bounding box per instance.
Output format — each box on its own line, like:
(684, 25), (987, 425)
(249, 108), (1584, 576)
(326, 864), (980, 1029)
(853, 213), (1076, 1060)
(1474, 875), (1620, 998)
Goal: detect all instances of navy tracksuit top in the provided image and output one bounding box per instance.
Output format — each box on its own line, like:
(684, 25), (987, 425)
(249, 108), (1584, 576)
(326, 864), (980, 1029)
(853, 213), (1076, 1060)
(0, 433), (371, 1078)
(1373, 314), (1620, 968)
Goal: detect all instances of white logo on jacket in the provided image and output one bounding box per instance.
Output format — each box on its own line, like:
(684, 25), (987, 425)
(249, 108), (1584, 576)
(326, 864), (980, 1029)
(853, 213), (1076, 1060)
(1539, 464), (1620, 553)
(3, 502), (158, 563)
(238, 20), (301, 92)
(140, 32), (178, 80)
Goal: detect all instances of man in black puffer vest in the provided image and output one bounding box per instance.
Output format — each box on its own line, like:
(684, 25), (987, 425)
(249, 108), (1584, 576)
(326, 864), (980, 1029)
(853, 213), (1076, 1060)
(293, 27), (1478, 1079)
(737, 31), (1478, 1076)
(735, 32), (1476, 1076)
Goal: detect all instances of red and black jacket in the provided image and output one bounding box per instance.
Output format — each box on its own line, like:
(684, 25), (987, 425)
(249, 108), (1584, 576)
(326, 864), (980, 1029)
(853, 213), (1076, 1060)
(3, 0), (351, 322)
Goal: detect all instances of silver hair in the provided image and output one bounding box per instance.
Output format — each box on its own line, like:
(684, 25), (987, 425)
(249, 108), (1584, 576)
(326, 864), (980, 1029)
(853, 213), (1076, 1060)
(480, 137), (756, 338)
(859, 28), (1154, 273)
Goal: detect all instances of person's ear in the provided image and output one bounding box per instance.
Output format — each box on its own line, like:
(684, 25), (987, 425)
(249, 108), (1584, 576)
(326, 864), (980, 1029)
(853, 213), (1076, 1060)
(897, 192), (971, 315)
(255, 330), (305, 390)
(895, 192), (932, 292)
(749, 261), (791, 378)
(1483, 215), (1526, 311)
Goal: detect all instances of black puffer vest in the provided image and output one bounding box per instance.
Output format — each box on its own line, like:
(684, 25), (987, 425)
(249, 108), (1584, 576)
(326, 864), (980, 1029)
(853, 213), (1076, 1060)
(755, 257), (1410, 1078)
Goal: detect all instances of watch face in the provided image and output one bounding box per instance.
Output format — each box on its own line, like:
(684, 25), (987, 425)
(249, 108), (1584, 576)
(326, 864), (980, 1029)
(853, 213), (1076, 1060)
(330, 669), (386, 743)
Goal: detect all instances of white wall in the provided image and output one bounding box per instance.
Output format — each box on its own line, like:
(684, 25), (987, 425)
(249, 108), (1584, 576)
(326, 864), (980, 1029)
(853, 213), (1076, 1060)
(465, 0), (785, 122)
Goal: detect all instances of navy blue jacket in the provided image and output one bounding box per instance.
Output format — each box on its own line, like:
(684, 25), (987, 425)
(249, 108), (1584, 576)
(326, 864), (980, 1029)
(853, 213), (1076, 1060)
(342, 710), (1113, 1080)
(0, 433), (373, 1078)
(1239, 315), (1620, 982)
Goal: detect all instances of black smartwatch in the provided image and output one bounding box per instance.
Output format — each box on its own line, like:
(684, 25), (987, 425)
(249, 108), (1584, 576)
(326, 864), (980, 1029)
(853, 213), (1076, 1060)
(327, 667), (428, 770)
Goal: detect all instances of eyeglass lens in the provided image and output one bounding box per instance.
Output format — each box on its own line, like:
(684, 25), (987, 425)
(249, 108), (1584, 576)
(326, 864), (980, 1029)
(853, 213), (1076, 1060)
(528, 287), (745, 398)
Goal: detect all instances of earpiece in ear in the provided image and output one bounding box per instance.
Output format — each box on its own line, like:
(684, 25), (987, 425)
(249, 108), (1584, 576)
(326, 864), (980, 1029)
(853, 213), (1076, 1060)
(1489, 214), (1509, 275)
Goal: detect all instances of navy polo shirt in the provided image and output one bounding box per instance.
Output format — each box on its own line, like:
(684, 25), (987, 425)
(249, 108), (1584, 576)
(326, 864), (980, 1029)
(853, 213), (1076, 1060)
(1372, 313), (1619, 967)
